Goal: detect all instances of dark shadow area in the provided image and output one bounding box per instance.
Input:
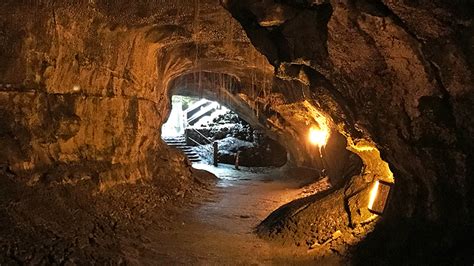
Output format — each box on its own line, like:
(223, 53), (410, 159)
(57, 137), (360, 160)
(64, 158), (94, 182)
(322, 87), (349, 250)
(351, 218), (474, 265)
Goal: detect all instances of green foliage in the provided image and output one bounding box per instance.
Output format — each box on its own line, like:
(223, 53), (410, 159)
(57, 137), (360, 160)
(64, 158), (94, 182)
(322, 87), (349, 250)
(172, 95), (200, 110)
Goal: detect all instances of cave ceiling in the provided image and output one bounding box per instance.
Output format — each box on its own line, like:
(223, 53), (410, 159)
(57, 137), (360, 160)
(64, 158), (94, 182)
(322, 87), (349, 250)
(0, 0), (472, 263)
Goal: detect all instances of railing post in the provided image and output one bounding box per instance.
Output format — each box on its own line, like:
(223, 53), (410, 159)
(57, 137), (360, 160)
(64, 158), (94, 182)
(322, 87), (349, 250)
(213, 142), (218, 167)
(235, 151), (241, 170)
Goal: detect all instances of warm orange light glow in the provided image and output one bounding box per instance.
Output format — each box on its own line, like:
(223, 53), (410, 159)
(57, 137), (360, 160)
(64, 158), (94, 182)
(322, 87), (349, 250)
(368, 180), (380, 210)
(308, 127), (329, 147)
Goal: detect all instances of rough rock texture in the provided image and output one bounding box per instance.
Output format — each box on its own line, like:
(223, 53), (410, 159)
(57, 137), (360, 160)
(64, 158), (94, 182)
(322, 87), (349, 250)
(1, 1), (334, 262)
(0, 162), (215, 264)
(0, 0), (473, 263)
(0, 2), (194, 186)
(224, 0), (474, 263)
(0, 1), (355, 189)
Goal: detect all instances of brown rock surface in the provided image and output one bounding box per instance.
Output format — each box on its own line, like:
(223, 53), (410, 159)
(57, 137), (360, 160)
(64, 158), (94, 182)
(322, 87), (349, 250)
(0, 0), (472, 264)
(224, 0), (473, 263)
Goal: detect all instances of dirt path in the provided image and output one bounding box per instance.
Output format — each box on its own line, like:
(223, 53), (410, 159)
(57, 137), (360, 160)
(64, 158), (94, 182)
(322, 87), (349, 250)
(121, 164), (333, 265)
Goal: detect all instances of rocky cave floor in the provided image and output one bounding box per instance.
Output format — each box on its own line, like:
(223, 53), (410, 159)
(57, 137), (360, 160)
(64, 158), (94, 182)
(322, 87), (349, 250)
(129, 163), (338, 265)
(0, 164), (214, 264)
(0, 162), (349, 264)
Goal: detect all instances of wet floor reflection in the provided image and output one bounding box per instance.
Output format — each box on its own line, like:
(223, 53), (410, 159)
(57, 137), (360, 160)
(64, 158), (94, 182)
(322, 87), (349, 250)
(192, 163), (279, 187)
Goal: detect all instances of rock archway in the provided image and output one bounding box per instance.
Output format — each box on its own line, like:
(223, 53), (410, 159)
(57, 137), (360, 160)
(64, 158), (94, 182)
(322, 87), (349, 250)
(0, 0), (364, 187)
(0, 0), (472, 263)
(222, 0), (473, 262)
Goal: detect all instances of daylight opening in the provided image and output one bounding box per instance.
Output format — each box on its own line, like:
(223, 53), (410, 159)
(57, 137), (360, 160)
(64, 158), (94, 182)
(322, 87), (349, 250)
(162, 95), (288, 167)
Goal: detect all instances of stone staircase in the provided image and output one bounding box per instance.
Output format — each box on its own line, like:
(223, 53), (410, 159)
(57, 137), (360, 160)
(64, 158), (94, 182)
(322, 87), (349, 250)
(163, 136), (201, 163)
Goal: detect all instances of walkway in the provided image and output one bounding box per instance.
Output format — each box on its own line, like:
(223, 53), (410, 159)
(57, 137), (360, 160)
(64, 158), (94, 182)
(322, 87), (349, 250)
(121, 164), (334, 265)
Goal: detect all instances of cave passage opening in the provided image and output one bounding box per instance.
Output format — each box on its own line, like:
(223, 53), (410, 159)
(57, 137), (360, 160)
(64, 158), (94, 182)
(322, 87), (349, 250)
(161, 94), (288, 168)
(161, 71), (397, 249)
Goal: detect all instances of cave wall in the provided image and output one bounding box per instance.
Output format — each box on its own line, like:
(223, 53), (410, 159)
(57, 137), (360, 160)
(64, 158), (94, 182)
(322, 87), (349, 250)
(0, 2), (193, 187)
(224, 0), (473, 261)
(1, 0), (472, 261)
(1, 0), (356, 189)
(0, 1), (278, 188)
(224, 0), (473, 224)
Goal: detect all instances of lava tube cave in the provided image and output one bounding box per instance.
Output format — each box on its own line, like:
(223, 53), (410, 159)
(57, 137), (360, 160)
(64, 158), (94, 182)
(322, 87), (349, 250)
(0, 0), (473, 264)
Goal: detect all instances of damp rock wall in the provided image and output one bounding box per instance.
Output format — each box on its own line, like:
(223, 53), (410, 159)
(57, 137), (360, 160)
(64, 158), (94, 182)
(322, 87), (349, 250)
(2, 1), (472, 262)
(224, 0), (474, 262)
(0, 1), (272, 188)
(0, 0), (357, 189)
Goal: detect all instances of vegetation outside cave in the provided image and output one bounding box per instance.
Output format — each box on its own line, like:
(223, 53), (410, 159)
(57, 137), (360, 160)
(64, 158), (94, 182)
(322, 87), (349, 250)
(162, 95), (288, 167)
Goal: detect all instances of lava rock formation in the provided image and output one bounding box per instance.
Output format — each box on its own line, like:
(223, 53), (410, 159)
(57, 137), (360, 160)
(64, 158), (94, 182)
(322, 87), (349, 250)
(0, 0), (472, 264)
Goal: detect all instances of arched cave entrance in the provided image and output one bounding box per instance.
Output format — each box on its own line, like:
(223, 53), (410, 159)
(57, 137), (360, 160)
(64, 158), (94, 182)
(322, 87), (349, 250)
(161, 94), (288, 167)
(1, 0), (471, 264)
(163, 71), (369, 184)
(163, 70), (397, 251)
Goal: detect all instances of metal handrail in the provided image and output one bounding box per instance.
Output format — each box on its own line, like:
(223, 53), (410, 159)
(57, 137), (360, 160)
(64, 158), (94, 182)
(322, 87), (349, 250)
(189, 128), (212, 144)
(188, 136), (214, 159)
(187, 102), (219, 125)
(187, 136), (202, 146)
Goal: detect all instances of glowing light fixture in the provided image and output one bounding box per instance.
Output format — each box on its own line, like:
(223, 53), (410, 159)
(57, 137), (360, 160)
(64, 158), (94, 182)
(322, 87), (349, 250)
(73, 85), (81, 92)
(308, 127), (329, 147)
(368, 180), (392, 215)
